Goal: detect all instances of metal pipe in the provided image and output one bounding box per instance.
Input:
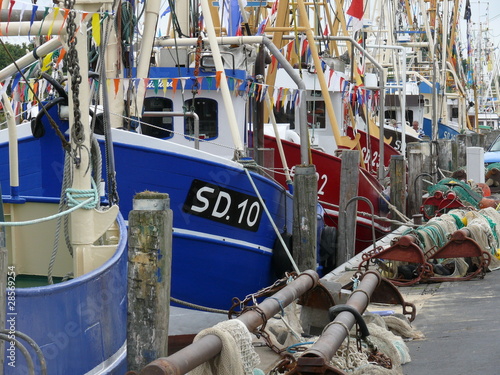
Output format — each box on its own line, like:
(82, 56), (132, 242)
(138, 270), (319, 375)
(300, 271), (380, 362)
(0, 38), (62, 82)
(142, 111), (200, 149)
(345, 196), (376, 250)
(2, 93), (20, 199)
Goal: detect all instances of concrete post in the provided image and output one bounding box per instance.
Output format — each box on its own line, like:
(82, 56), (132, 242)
(127, 192), (172, 371)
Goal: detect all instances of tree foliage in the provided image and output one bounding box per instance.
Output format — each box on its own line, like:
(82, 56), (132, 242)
(0, 42), (33, 70)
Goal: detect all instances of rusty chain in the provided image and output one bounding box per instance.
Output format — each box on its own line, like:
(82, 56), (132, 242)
(65, 0), (85, 167)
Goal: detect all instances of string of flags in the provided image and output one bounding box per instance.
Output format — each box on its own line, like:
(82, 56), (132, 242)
(0, 0), (108, 41)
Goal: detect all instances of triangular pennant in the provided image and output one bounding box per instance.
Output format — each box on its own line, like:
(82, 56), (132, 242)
(206, 76), (213, 90)
(153, 79), (159, 94)
(172, 78), (178, 95)
(47, 7), (60, 38)
(18, 2), (27, 35)
(197, 77), (203, 93)
(41, 52), (53, 72)
(38, 7), (50, 37)
(180, 78), (186, 93)
(58, 9), (70, 35)
(162, 78), (168, 96)
(56, 48), (66, 68)
(114, 78), (120, 97)
(28, 4), (38, 38)
(7, 0), (15, 33)
(215, 71), (222, 90)
(92, 13), (101, 46)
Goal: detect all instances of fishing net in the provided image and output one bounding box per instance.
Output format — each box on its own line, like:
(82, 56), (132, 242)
(427, 178), (483, 207)
(189, 319), (260, 375)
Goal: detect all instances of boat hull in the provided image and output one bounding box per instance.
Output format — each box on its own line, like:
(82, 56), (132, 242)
(0, 119), (293, 311)
(2, 205), (128, 375)
(263, 134), (391, 254)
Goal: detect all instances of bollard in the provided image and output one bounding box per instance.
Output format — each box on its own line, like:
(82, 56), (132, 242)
(127, 192), (172, 371)
(290, 271), (381, 374)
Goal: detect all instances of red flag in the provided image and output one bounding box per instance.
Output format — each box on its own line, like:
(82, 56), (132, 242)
(346, 0), (364, 20)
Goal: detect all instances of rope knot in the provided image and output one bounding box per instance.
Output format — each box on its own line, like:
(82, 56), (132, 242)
(66, 180), (99, 209)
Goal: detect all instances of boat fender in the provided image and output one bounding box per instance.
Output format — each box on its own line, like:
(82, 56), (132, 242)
(272, 232), (294, 278)
(319, 226), (337, 275)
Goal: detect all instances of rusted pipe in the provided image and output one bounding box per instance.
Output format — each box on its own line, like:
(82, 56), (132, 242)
(298, 271), (381, 363)
(138, 270), (319, 375)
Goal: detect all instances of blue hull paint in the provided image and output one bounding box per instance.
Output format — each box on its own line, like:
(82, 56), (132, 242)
(0, 107), (293, 310)
(111, 138), (292, 308)
(3, 210), (128, 375)
(422, 118), (460, 140)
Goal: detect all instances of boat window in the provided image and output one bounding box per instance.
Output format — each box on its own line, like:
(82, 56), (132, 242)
(274, 102), (295, 129)
(424, 99), (430, 114)
(142, 97), (174, 138)
(184, 98), (218, 140)
(307, 101), (326, 129)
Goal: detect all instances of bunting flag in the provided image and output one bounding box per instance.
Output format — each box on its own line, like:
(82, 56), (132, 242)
(171, 78), (178, 95)
(47, 7), (60, 37)
(256, 17), (267, 35)
(215, 71), (222, 89)
(300, 35), (308, 57)
(346, 0), (364, 32)
(18, 2), (27, 35)
(162, 78), (168, 96)
(28, 4), (38, 37)
(41, 52), (53, 72)
(285, 40), (294, 61)
(114, 78), (120, 97)
(58, 9), (70, 35)
(7, 0), (15, 33)
(92, 13), (101, 45)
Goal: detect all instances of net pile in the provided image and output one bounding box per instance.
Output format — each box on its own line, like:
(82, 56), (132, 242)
(189, 319), (260, 375)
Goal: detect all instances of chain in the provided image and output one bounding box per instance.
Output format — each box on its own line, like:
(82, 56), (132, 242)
(65, 0), (85, 167)
(190, 34), (203, 100)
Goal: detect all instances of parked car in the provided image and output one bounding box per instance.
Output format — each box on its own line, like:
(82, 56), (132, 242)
(484, 134), (500, 166)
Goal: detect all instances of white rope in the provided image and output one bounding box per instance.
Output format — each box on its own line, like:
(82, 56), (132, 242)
(244, 168), (300, 274)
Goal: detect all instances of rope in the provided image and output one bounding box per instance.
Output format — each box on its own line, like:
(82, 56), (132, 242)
(244, 167), (300, 274)
(0, 183), (99, 227)
(170, 296), (229, 315)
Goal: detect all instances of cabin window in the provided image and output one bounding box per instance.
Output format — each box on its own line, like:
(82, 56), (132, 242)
(184, 98), (218, 140)
(424, 99), (430, 114)
(307, 101), (326, 129)
(274, 102), (295, 129)
(142, 97), (174, 138)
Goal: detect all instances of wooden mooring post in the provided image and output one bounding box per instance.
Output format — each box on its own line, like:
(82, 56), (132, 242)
(389, 155), (406, 229)
(292, 165), (317, 272)
(127, 192), (172, 371)
(407, 143), (423, 218)
(337, 150), (359, 265)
